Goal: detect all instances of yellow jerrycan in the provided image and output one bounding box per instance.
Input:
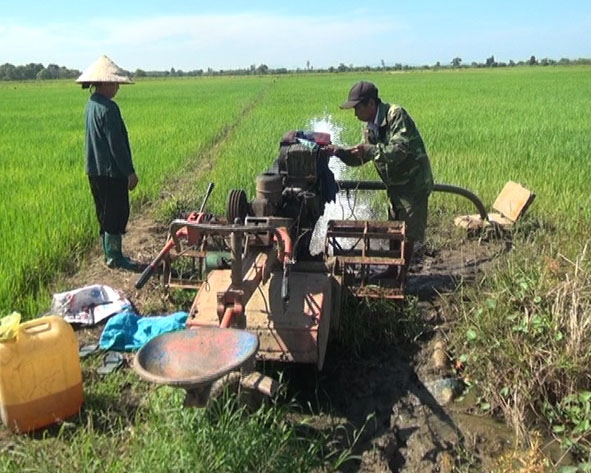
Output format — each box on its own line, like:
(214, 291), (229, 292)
(0, 315), (83, 433)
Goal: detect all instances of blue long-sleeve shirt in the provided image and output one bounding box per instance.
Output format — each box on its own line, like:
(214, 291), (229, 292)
(84, 93), (135, 179)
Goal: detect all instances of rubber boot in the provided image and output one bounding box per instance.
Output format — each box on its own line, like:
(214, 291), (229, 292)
(104, 233), (144, 271)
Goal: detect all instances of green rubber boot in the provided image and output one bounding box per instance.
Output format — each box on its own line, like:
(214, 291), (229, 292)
(104, 233), (144, 271)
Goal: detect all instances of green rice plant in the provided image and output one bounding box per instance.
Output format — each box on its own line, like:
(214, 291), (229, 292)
(0, 77), (271, 317)
(332, 68), (591, 244)
(200, 74), (356, 213)
(3, 68), (591, 316)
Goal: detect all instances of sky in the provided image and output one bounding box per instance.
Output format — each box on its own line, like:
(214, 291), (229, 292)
(1, 0), (589, 72)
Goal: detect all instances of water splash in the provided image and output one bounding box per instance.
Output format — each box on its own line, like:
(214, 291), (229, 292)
(309, 114), (345, 145)
(308, 115), (377, 255)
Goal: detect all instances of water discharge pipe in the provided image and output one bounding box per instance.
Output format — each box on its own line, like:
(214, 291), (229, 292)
(335, 180), (490, 222)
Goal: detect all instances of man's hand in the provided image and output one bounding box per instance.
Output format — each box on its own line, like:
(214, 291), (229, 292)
(324, 146), (366, 167)
(350, 144), (373, 163)
(128, 172), (139, 191)
(323, 145), (339, 157)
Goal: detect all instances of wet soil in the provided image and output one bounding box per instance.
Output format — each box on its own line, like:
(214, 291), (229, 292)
(52, 207), (516, 472)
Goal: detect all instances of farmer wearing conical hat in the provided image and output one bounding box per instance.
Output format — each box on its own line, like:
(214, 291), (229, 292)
(76, 55), (143, 271)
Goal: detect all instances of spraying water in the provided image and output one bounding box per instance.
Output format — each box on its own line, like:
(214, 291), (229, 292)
(308, 115), (377, 255)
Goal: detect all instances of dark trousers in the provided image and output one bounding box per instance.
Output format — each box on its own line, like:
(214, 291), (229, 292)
(88, 175), (130, 236)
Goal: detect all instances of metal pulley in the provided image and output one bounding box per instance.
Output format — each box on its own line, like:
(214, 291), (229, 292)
(226, 189), (248, 223)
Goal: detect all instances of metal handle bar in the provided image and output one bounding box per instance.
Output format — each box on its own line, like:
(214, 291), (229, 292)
(168, 220), (287, 254)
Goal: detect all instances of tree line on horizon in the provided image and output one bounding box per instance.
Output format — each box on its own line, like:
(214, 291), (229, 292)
(0, 63), (79, 82)
(1, 55), (590, 82)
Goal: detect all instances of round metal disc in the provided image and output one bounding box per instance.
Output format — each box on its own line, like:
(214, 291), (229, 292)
(226, 189), (248, 223)
(133, 327), (259, 389)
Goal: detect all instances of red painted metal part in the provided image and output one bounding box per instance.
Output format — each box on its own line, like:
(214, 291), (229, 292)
(274, 226), (292, 263)
(219, 302), (244, 328)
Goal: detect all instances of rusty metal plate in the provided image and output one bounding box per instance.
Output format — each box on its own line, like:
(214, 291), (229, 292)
(133, 327), (259, 389)
(189, 269), (334, 369)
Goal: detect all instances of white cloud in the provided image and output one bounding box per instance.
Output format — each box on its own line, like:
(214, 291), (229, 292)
(3, 10), (586, 70)
(0, 13), (402, 70)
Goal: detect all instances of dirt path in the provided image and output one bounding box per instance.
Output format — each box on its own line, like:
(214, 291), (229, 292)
(54, 205), (517, 472)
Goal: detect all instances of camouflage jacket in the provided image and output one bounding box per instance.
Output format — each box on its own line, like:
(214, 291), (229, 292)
(365, 102), (433, 193)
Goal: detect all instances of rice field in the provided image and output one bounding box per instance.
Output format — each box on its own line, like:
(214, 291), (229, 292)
(1, 66), (590, 317)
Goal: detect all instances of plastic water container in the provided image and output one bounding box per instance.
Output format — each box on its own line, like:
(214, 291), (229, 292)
(0, 315), (83, 433)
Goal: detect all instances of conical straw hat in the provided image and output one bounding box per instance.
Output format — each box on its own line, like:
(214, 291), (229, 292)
(76, 55), (134, 88)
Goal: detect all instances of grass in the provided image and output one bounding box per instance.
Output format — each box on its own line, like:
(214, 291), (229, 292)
(0, 77), (272, 316)
(448, 241), (591, 464)
(0, 369), (330, 472)
(334, 294), (427, 359)
(2, 66), (591, 469)
(2, 67), (591, 315)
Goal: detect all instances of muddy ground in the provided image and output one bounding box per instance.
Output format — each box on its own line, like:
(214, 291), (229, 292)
(54, 207), (517, 473)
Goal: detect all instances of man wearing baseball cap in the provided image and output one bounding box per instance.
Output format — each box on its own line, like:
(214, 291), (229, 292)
(330, 81), (434, 283)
